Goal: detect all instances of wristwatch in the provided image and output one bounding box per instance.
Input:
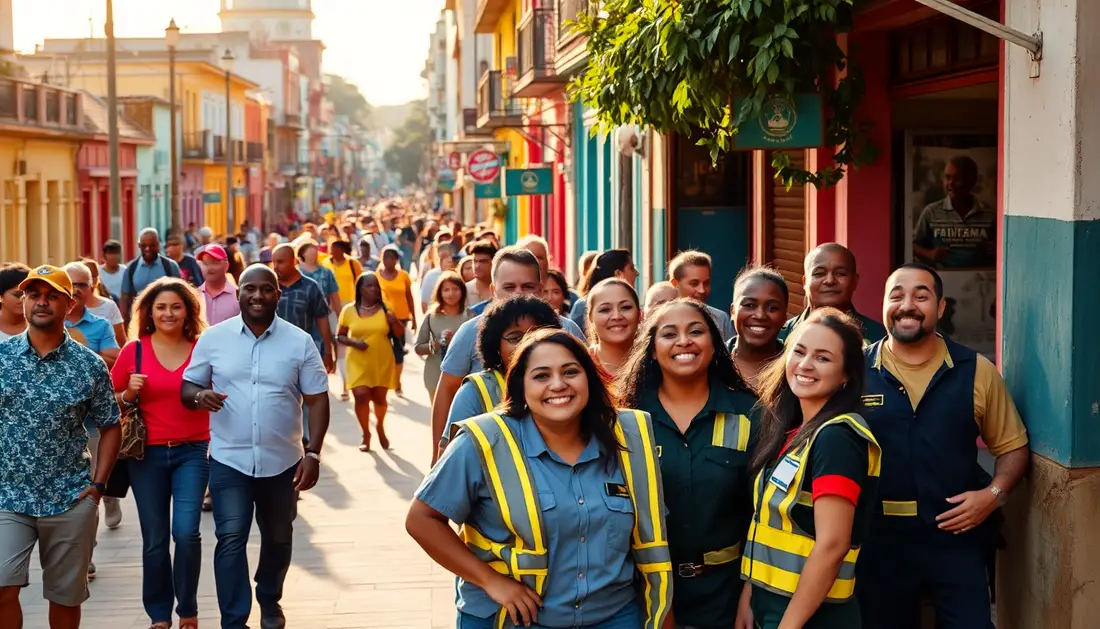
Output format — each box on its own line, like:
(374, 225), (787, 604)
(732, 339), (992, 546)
(989, 484), (1005, 504)
(92, 482), (106, 494)
(305, 450), (322, 463)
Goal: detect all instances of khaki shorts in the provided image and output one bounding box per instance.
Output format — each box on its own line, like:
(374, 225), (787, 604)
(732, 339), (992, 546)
(0, 497), (99, 606)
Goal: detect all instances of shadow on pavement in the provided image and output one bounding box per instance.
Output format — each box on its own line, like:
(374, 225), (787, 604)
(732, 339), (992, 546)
(369, 450), (424, 501)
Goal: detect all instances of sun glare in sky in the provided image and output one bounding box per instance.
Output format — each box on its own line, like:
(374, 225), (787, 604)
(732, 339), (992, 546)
(12, 0), (440, 106)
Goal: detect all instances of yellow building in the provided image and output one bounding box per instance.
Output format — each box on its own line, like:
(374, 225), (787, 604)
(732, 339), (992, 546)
(19, 50), (259, 237)
(0, 78), (85, 266)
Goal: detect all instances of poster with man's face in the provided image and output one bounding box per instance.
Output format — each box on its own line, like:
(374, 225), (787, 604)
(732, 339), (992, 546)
(904, 133), (998, 358)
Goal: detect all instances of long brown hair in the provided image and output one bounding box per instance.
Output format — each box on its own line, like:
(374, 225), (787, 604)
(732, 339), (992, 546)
(429, 270), (467, 315)
(748, 308), (866, 474)
(128, 277), (206, 342)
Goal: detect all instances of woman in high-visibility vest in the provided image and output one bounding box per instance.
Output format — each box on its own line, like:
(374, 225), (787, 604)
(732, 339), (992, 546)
(737, 308), (881, 629)
(585, 278), (641, 374)
(408, 329), (673, 629)
(618, 298), (759, 629)
(437, 295), (562, 451)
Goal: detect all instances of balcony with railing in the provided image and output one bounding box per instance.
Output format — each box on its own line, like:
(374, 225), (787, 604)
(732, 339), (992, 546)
(557, 0), (591, 48)
(462, 108), (492, 138)
(515, 5), (567, 98)
(213, 135), (226, 160)
(247, 141), (264, 162)
(0, 77), (84, 133)
(476, 70), (523, 130)
(183, 130), (213, 160)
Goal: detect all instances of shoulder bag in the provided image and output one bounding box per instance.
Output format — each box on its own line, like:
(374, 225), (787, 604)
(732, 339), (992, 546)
(118, 340), (148, 460)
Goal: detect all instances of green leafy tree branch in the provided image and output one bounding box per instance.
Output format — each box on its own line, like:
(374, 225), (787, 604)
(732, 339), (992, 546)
(571, 0), (877, 188)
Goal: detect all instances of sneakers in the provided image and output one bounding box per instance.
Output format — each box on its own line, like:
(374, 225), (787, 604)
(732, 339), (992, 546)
(87, 562), (96, 580)
(103, 496), (122, 529)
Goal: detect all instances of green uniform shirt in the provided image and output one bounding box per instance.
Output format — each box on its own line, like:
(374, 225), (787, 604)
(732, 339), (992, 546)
(641, 378), (759, 629)
(777, 308), (888, 346)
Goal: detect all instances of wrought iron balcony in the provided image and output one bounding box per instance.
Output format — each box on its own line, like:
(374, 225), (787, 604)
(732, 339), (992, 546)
(476, 70), (523, 130)
(247, 141), (264, 162)
(515, 6), (567, 98)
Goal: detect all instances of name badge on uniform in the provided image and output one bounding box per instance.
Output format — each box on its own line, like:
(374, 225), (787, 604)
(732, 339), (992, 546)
(605, 483), (630, 498)
(769, 456), (801, 492)
(861, 394), (885, 407)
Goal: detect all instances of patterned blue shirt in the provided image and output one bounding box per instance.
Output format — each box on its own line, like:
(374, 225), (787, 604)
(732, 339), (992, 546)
(0, 333), (120, 517)
(276, 275), (330, 350)
(301, 265), (339, 299)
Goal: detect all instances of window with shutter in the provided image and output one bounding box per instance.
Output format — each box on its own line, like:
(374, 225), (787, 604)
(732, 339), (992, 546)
(766, 150), (808, 317)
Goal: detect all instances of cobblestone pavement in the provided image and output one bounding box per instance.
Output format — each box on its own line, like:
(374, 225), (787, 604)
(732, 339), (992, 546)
(19, 357), (455, 628)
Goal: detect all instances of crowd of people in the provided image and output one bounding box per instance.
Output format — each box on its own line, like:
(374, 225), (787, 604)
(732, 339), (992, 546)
(406, 238), (1030, 629)
(0, 197), (1031, 629)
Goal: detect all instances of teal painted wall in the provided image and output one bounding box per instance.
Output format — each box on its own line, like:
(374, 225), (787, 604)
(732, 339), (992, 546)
(633, 158), (644, 291)
(601, 138), (612, 250)
(506, 196), (518, 245)
(677, 208), (748, 311)
(573, 104), (587, 258)
(1002, 215), (1100, 466)
(584, 129), (598, 254)
(653, 207), (667, 283)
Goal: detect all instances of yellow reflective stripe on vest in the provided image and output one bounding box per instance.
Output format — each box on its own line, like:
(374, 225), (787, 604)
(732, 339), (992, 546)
(711, 412), (752, 451)
(614, 409), (672, 629)
(460, 414), (548, 601)
(703, 542), (742, 566)
(882, 500), (918, 516)
(741, 413), (880, 603)
(469, 370), (506, 413)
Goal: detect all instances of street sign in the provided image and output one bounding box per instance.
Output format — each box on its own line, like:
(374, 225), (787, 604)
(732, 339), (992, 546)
(448, 152), (461, 170)
(504, 168), (553, 196)
(467, 150), (501, 183)
(731, 93), (824, 151)
(475, 174), (501, 199)
(438, 169), (457, 192)
(203, 192), (221, 204)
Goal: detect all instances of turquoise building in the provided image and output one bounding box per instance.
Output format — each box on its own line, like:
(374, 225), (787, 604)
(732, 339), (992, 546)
(121, 97), (173, 236)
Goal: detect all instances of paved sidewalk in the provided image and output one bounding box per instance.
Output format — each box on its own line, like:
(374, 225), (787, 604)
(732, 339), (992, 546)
(19, 358), (455, 628)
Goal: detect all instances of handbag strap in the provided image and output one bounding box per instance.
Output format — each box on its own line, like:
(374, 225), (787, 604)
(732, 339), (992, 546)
(134, 338), (143, 374)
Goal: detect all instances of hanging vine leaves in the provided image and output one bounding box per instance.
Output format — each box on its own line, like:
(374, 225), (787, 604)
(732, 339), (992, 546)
(570, 0), (877, 188)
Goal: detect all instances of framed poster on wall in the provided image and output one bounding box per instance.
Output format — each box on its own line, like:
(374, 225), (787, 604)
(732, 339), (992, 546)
(903, 132), (998, 359)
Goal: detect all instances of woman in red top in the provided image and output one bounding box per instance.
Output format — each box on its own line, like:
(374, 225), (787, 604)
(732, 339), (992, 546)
(111, 277), (209, 629)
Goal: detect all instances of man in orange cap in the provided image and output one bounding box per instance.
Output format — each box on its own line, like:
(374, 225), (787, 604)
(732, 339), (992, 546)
(0, 266), (121, 629)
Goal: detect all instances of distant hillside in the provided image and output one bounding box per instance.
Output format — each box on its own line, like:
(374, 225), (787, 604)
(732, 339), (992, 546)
(369, 102), (416, 132)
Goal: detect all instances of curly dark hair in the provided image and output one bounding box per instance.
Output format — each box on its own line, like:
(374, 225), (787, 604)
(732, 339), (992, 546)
(749, 307), (867, 474)
(502, 328), (625, 459)
(477, 295), (561, 372)
(616, 298), (747, 408)
(128, 277), (206, 342)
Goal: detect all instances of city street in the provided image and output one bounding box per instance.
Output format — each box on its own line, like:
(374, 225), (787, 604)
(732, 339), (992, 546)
(19, 358), (456, 629)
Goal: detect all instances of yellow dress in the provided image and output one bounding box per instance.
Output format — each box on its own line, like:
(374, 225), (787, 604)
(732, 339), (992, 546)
(338, 304), (397, 390)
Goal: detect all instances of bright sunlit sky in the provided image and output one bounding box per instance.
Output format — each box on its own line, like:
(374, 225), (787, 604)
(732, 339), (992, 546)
(12, 0), (440, 106)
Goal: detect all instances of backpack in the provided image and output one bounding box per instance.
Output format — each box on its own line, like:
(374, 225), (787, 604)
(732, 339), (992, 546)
(127, 256), (174, 292)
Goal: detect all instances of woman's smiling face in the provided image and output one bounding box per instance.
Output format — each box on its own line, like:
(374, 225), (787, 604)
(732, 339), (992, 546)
(653, 303), (714, 379)
(524, 342), (589, 425)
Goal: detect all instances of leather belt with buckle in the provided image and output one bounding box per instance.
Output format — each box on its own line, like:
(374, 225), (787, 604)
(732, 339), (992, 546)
(677, 563), (711, 579)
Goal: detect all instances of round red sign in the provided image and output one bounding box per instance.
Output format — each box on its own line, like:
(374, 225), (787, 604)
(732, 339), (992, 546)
(467, 150), (501, 183)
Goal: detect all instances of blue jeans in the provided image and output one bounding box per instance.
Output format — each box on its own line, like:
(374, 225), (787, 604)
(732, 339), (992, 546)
(457, 600), (642, 629)
(209, 458), (299, 629)
(128, 441), (210, 622)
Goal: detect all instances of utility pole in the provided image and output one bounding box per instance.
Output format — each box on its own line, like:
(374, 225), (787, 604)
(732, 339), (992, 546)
(106, 0), (122, 242)
(166, 19), (180, 237)
(221, 49), (236, 234)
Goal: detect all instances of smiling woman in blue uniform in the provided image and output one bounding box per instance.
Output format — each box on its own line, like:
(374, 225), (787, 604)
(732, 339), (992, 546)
(407, 329), (673, 629)
(739, 308), (881, 629)
(617, 298), (758, 629)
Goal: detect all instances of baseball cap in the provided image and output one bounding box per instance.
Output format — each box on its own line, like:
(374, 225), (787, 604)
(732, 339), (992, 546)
(19, 265), (73, 298)
(197, 244), (228, 261)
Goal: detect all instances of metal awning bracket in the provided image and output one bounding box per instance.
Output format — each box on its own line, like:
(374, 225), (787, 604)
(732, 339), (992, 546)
(913, 0), (1043, 77)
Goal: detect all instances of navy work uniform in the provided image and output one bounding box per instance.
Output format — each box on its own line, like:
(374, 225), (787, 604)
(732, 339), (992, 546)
(741, 413), (881, 629)
(778, 308), (887, 346)
(643, 378), (757, 628)
(857, 337), (1028, 629)
(417, 411), (673, 629)
(440, 370), (506, 447)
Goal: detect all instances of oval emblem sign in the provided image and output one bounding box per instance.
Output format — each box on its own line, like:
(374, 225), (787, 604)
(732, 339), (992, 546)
(467, 150), (501, 183)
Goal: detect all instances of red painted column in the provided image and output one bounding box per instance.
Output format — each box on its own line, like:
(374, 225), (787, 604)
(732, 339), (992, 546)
(836, 31), (893, 319)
